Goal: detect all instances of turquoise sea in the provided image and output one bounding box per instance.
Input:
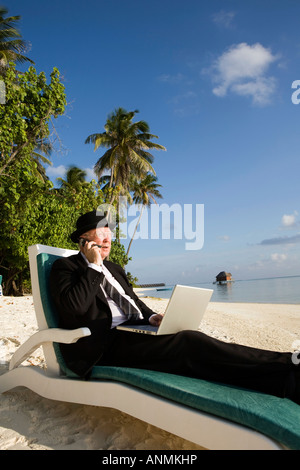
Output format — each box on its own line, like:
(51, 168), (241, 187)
(139, 275), (300, 304)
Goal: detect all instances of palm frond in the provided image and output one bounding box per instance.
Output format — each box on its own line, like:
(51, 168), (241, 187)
(86, 108), (165, 197)
(0, 7), (34, 70)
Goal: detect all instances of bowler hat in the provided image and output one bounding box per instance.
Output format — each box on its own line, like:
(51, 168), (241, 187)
(70, 209), (114, 243)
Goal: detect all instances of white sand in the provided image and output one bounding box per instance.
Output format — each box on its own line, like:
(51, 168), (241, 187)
(0, 295), (299, 450)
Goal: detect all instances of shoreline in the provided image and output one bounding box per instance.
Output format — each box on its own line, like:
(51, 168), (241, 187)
(0, 295), (300, 450)
(141, 297), (300, 352)
(142, 294), (300, 305)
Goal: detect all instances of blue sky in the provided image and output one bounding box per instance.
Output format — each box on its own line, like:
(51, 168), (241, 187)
(9, 0), (300, 284)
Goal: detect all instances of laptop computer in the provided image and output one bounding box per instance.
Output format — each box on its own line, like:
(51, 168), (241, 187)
(117, 284), (213, 336)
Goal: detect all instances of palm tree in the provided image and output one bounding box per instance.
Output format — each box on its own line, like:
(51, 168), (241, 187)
(0, 7), (34, 75)
(85, 108), (166, 204)
(56, 165), (87, 192)
(126, 174), (163, 256)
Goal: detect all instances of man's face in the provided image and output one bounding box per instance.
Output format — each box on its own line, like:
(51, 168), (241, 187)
(80, 227), (112, 259)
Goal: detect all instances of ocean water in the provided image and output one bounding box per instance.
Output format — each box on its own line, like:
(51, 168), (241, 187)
(139, 276), (300, 304)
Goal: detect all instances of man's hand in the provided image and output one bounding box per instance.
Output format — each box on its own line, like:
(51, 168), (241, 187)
(81, 240), (103, 266)
(149, 313), (164, 327)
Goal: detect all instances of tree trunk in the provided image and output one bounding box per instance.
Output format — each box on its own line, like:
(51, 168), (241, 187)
(3, 268), (24, 296)
(126, 205), (144, 256)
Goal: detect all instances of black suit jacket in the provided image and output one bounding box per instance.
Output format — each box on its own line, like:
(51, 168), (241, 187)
(49, 253), (156, 377)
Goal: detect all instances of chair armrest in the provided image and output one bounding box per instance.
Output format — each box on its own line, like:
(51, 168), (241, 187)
(9, 327), (91, 371)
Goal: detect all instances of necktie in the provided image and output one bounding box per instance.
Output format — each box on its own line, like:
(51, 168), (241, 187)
(101, 274), (141, 321)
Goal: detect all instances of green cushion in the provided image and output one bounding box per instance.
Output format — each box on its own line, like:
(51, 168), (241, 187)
(37, 253), (61, 329)
(89, 365), (300, 450)
(36, 252), (300, 450)
(37, 253), (79, 378)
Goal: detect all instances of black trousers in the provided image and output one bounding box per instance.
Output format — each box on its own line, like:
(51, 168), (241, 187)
(98, 329), (298, 401)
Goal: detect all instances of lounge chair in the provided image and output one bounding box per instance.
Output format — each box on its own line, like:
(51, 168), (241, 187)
(0, 244), (300, 450)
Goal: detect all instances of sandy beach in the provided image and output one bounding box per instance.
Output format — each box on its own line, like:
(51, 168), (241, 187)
(0, 294), (299, 450)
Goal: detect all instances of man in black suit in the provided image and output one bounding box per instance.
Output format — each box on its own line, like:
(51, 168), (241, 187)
(49, 210), (299, 404)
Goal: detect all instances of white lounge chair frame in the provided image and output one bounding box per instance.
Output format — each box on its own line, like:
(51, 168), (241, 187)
(0, 244), (288, 450)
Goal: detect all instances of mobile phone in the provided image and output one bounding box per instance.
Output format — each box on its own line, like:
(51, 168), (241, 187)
(79, 238), (88, 247)
(79, 238), (102, 248)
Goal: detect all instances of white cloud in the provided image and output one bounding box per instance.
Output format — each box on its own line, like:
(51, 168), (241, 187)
(46, 165), (98, 182)
(281, 211), (298, 228)
(210, 42), (279, 105)
(212, 10), (236, 29)
(84, 167), (98, 182)
(231, 76), (276, 105)
(46, 165), (66, 178)
(271, 253), (287, 262)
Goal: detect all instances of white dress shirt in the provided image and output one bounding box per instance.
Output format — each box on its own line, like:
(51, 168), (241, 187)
(81, 253), (143, 328)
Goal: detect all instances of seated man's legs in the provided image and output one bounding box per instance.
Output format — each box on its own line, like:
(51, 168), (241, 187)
(99, 329), (298, 401)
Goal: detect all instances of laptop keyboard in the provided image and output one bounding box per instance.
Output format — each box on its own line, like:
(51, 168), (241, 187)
(137, 324), (158, 332)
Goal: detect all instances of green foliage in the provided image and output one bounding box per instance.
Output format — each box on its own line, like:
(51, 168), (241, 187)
(0, 156), (131, 294)
(0, 64), (104, 294)
(0, 64), (66, 177)
(0, 63), (68, 293)
(0, 157), (129, 293)
(56, 165), (88, 191)
(109, 239), (130, 268)
(0, 65), (150, 294)
(125, 271), (139, 288)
